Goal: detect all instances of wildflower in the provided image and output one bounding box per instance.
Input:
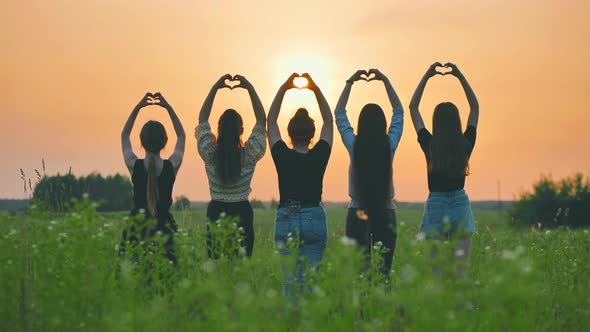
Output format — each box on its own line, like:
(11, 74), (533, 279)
(265, 289), (277, 299)
(138, 208), (145, 214)
(202, 260), (215, 273)
(58, 232), (67, 238)
(82, 193), (89, 199)
(442, 215), (450, 224)
(239, 248), (246, 256)
(220, 212), (226, 218)
(8, 229), (17, 237)
(339, 236), (356, 246)
(169, 260), (174, 265)
(485, 245), (491, 251)
(50, 220), (57, 225)
(238, 226), (244, 232)
(416, 232), (426, 241)
(501, 250), (517, 260)
(216, 220), (221, 225)
(400, 221), (406, 226)
(545, 230), (551, 235)
(103, 222), (112, 228)
(47, 226), (53, 231)
(372, 241), (383, 250)
(474, 280), (481, 285)
(232, 222), (237, 228)
(455, 249), (465, 257)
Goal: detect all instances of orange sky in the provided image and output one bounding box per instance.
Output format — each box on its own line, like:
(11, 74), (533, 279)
(2, 0), (589, 202)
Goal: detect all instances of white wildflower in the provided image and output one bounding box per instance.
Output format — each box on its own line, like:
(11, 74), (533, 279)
(82, 193), (89, 199)
(416, 232), (426, 241)
(47, 225), (53, 231)
(545, 230), (551, 235)
(485, 246), (491, 251)
(58, 232), (67, 238)
(8, 229), (17, 237)
(220, 212), (226, 218)
(238, 247), (246, 256)
(138, 208), (145, 214)
(339, 236), (356, 246)
(455, 249), (465, 257)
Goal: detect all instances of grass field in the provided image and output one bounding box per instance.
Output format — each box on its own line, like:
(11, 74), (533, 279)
(1, 201), (589, 331)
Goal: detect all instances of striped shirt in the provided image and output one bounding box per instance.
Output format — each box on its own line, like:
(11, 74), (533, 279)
(196, 122), (266, 202)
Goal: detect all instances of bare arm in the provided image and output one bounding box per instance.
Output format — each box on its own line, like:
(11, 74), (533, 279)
(446, 63), (479, 128)
(302, 73), (333, 146)
(121, 93), (150, 174)
(409, 62), (441, 133)
(267, 73), (298, 147)
(198, 74), (232, 125)
(153, 93), (185, 174)
(234, 74), (266, 127)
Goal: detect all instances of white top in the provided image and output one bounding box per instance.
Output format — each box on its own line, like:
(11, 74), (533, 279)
(196, 122), (266, 202)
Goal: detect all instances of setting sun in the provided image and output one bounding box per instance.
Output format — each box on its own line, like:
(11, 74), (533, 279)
(293, 76), (309, 89)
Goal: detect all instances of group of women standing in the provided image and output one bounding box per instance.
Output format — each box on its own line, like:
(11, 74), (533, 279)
(119, 62), (480, 293)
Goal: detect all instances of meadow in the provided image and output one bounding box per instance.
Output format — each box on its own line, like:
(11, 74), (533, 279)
(1, 200), (589, 331)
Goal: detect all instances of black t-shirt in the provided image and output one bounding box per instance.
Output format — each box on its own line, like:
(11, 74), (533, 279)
(418, 125), (477, 192)
(271, 140), (331, 205)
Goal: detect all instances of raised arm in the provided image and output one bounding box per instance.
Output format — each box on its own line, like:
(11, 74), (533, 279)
(234, 74), (266, 127)
(369, 68), (404, 150)
(198, 74), (232, 125)
(335, 70), (366, 151)
(409, 62), (441, 133)
(121, 93), (150, 174)
(152, 93), (186, 174)
(445, 63), (479, 128)
(267, 73), (297, 147)
(302, 73), (333, 146)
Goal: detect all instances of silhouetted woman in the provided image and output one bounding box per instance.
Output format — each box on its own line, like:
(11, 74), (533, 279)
(119, 92), (186, 265)
(196, 74), (266, 258)
(335, 69), (404, 278)
(409, 62), (479, 266)
(268, 73), (333, 296)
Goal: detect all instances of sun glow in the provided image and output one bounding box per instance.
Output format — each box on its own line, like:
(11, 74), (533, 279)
(293, 77), (308, 89)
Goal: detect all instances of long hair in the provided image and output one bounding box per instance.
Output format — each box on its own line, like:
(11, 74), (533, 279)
(214, 109), (244, 184)
(429, 102), (470, 177)
(352, 104), (392, 231)
(288, 108), (315, 147)
(140, 121), (168, 217)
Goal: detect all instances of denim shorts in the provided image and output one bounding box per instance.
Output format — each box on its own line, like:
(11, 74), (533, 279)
(420, 189), (476, 240)
(274, 205), (328, 264)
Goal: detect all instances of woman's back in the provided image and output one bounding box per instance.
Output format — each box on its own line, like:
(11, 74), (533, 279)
(131, 159), (175, 219)
(271, 140), (331, 205)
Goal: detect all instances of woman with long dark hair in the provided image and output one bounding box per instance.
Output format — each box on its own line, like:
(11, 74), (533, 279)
(119, 92), (186, 265)
(196, 74), (266, 258)
(268, 73), (333, 296)
(410, 62), (479, 267)
(335, 69), (404, 278)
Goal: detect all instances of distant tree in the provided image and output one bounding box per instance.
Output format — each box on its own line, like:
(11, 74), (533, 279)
(510, 173), (590, 228)
(250, 198), (265, 209)
(270, 198), (279, 209)
(33, 172), (133, 212)
(79, 173), (133, 212)
(174, 195), (191, 210)
(33, 174), (81, 212)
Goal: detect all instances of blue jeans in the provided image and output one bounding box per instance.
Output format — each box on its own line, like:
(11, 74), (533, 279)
(274, 205), (328, 297)
(420, 189), (476, 240)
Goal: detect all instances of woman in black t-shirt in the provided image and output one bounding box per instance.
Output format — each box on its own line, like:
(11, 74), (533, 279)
(119, 92), (186, 266)
(409, 63), (479, 268)
(267, 73), (333, 297)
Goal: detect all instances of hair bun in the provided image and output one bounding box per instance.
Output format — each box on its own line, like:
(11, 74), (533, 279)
(294, 108), (310, 118)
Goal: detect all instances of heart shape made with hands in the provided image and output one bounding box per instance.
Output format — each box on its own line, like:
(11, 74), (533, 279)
(225, 76), (242, 90)
(360, 71), (376, 81)
(293, 75), (309, 89)
(146, 93), (161, 104)
(435, 65), (453, 76)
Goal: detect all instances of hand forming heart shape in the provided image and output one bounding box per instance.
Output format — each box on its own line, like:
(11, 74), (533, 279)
(146, 93), (160, 104)
(360, 71), (376, 81)
(225, 76), (242, 90)
(435, 65), (453, 76)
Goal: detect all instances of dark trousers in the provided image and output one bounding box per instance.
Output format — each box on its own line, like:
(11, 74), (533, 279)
(345, 208), (397, 277)
(206, 200), (255, 258)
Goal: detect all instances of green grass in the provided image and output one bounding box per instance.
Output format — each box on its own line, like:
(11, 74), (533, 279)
(1, 200), (589, 331)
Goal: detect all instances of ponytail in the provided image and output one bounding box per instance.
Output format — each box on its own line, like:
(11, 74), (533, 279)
(146, 154), (159, 217)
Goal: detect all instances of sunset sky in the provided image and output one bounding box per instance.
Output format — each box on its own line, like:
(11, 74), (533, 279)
(2, 0), (589, 202)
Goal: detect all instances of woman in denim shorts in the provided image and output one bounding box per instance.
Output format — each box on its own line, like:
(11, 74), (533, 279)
(267, 73), (333, 296)
(409, 62), (480, 263)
